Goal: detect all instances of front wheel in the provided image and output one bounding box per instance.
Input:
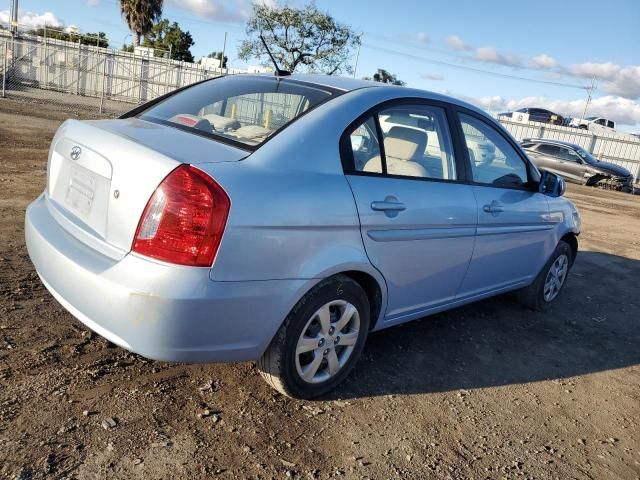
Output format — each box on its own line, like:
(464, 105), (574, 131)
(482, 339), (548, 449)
(518, 241), (573, 311)
(258, 275), (370, 399)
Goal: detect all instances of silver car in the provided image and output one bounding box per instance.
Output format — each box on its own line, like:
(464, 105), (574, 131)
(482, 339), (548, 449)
(25, 74), (581, 398)
(521, 138), (633, 192)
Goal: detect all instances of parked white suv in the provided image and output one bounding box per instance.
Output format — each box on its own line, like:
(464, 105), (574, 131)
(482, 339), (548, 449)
(569, 116), (616, 132)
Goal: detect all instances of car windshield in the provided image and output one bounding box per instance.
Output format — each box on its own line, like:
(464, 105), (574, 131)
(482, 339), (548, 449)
(139, 75), (337, 149)
(574, 145), (598, 163)
(585, 116), (598, 120)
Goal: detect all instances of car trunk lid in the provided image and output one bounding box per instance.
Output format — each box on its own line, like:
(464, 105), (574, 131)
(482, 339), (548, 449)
(46, 118), (248, 259)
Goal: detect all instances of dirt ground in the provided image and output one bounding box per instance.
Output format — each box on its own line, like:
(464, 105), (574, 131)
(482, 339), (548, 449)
(1, 96), (639, 480)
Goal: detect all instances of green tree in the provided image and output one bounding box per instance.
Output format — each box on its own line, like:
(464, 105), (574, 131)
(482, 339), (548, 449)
(29, 28), (109, 47)
(201, 51), (228, 68)
(141, 19), (194, 62)
(364, 69), (405, 86)
(119, 0), (163, 46)
(238, 4), (360, 75)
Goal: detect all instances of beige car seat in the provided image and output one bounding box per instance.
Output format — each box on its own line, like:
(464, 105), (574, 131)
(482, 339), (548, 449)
(364, 126), (428, 177)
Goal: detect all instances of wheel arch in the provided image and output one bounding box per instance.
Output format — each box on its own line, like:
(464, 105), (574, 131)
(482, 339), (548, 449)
(339, 270), (385, 331)
(560, 232), (579, 265)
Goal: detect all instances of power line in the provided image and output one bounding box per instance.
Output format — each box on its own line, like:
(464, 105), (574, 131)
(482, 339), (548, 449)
(361, 43), (589, 90)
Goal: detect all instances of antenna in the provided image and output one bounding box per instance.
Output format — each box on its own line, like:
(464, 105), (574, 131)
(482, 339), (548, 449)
(259, 35), (291, 77)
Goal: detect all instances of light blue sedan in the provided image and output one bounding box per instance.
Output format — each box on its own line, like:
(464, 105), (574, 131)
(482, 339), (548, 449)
(25, 74), (580, 398)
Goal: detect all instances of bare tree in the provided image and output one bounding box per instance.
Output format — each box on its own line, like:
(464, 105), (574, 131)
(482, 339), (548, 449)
(238, 4), (360, 75)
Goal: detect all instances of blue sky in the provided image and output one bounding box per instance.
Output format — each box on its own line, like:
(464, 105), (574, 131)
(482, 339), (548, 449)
(3, 0), (640, 130)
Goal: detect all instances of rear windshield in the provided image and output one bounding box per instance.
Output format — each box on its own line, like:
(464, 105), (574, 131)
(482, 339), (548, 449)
(139, 75), (337, 149)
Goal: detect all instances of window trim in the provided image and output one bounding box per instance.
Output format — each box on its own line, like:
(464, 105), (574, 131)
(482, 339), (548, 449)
(339, 97), (465, 184)
(453, 107), (540, 192)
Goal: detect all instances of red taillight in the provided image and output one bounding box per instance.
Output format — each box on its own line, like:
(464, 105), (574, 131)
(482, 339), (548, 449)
(132, 165), (230, 267)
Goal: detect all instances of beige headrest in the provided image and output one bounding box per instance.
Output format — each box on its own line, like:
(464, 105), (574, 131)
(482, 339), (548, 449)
(384, 127), (427, 161)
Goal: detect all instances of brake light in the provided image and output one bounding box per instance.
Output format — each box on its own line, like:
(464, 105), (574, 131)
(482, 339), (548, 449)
(132, 165), (230, 267)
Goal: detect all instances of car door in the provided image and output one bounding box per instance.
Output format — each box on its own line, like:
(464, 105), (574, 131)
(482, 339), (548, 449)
(342, 102), (477, 324)
(455, 112), (553, 297)
(557, 146), (588, 182)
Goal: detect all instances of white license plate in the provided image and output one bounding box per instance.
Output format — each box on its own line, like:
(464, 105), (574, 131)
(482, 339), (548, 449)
(65, 166), (97, 217)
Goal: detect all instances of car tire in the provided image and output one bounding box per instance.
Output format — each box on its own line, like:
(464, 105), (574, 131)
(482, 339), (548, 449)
(257, 275), (370, 399)
(517, 241), (573, 311)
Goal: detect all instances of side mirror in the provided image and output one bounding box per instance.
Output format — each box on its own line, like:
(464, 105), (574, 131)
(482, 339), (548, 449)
(539, 170), (566, 197)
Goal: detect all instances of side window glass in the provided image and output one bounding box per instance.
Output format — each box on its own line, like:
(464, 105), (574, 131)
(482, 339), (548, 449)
(607, 121), (614, 128)
(377, 105), (456, 180)
(459, 113), (529, 188)
(566, 149), (581, 163)
(348, 116), (382, 173)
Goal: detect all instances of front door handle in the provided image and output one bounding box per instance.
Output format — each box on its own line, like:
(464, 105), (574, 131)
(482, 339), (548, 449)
(371, 200), (406, 212)
(483, 201), (504, 214)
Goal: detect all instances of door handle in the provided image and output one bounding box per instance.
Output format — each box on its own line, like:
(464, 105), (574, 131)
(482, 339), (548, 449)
(371, 201), (406, 212)
(483, 201), (504, 214)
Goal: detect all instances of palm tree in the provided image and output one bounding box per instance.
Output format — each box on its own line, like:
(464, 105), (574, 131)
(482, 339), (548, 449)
(119, 0), (164, 46)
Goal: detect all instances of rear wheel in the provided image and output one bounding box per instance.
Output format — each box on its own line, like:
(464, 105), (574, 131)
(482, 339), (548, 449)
(518, 241), (572, 311)
(258, 275), (370, 399)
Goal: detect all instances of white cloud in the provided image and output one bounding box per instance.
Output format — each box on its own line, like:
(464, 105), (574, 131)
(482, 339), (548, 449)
(87, 0), (100, 5)
(167, 0), (277, 22)
(529, 54), (557, 69)
(443, 35), (640, 100)
(566, 62), (640, 99)
(446, 35), (470, 51)
(414, 32), (430, 44)
(421, 73), (444, 81)
(445, 35), (520, 67)
(468, 94), (640, 127)
(475, 46), (521, 67)
(568, 62), (620, 80)
(0, 10), (62, 28)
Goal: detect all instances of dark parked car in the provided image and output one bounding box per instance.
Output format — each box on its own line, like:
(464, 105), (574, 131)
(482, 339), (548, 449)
(502, 108), (565, 125)
(521, 138), (633, 192)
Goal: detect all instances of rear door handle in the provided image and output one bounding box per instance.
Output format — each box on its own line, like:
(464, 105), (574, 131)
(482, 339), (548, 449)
(371, 201), (406, 212)
(483, 201), (504, 214)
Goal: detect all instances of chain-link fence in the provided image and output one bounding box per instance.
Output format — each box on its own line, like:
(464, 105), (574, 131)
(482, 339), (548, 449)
(0, 31), (243, 118)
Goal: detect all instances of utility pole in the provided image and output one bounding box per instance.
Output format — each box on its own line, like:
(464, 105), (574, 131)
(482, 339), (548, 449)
(352, 33), (362, 78)
(581, 76), (596, 120)
(221, 31), (227, 73)
(10, 0), (19, 36)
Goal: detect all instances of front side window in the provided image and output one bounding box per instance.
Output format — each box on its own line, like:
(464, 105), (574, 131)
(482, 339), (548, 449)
(459, 113), (529, 188)
(139, 76), (336, 148)
(563, 148), (582, 163)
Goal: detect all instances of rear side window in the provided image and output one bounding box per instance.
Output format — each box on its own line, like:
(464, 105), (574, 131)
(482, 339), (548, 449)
(349, 116), (382, 173)
(537, 144), (561, 156)
(343, 104), (457, 181)
(459, 113), (529, 188)
(139, 76), (336, 149)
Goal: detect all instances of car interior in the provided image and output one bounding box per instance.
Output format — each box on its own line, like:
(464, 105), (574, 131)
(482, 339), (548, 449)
(354, 108), (457, 180)
(140, 77), (334, 147)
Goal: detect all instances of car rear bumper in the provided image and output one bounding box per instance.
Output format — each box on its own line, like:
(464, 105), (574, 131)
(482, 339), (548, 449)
(25, 194), (308, 363)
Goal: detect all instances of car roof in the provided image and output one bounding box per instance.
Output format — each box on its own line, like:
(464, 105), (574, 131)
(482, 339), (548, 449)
(253, 73), (489, 115)
(283, 73), (383, 91)
(523, 138), (580, 149)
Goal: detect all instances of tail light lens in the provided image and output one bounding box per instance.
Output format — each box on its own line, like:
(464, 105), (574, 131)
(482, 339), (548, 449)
(132, 165), (230, 267)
